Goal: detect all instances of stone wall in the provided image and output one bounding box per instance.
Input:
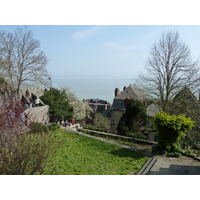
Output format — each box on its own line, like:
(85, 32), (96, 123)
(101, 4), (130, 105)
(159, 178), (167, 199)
(111, 110), (125, 134)
(24, 105), (49, 125)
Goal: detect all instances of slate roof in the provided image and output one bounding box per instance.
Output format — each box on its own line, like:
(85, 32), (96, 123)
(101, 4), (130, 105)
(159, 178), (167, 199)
(112, 99), (126, 110)
(174, 87), (200, 105)
(114, 84), (150, 101)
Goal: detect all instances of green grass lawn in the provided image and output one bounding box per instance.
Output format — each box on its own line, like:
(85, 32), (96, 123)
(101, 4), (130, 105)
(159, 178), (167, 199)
(43, 129), (149, 175)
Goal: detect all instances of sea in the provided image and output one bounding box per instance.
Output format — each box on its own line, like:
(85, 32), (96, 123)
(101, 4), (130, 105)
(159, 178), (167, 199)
(52, 76), (136, 104)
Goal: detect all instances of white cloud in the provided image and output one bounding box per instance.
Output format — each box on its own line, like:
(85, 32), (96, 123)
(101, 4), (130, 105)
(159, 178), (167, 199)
(72, 26), (106, 40)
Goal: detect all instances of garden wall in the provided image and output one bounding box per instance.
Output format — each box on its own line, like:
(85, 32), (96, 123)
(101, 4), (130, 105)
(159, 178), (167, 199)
(24, 105), (49, 125)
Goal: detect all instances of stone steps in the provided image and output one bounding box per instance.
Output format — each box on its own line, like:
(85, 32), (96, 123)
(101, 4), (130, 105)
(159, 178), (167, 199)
(137, 157), (157, 175)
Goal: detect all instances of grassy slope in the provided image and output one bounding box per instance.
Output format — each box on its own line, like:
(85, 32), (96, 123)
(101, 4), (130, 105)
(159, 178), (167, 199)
(43, 129), (149, 175)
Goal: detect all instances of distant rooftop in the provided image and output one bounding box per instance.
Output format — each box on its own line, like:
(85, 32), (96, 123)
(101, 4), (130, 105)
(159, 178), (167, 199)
(114, 84), (150, 101)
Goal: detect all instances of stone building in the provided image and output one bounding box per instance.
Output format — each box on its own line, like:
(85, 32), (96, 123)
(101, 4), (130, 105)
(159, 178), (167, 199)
(86, 98), (111, 113)
(20, 88), (49, 125)
(172, 87), (200, 126)
(111, 84), (200, 137)
(0, 81), (49, 125)
(111, 84), (160, 134)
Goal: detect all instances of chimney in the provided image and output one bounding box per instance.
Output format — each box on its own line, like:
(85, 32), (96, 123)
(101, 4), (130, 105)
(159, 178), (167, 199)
(123, 86), (127, 91)
(115, 88), (120, 97)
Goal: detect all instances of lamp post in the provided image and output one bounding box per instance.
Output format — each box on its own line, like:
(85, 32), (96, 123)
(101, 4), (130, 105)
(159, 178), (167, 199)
(48, 76), (52, 88)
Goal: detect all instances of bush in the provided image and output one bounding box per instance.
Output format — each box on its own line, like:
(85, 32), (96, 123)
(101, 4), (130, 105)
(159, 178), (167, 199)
(93, 113), (110, 132)
(166, 152), (181, 157)
(40, 88), (73, 122)
(0, 133), (52, 175)
(47, 123), (61, 131)
(126, 132), (148, 140)
(0, 102), (52, 175)
(29, 122), (49, 134)
(117, 99), (147, 136)
(83, 124), (109, 133)
(154, 111), (195, 152)
(179, 130), (200, 157)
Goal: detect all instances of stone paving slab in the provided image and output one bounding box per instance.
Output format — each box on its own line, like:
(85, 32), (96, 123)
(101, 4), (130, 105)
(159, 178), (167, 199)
(148, 156), (200, 175)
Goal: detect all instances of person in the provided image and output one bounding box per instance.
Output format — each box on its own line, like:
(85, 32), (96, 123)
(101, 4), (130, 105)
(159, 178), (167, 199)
(10, 110), (16, 119)
(24, 113), (28, 126)
(61, 120), (64, 126)
(72, 119), (75, 126)
(35, 97), (40, 107)
(20, 113), (25, 124)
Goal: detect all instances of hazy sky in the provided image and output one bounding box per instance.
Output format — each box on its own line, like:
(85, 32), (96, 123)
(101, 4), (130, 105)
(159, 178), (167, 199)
(1, 25), (200, 81)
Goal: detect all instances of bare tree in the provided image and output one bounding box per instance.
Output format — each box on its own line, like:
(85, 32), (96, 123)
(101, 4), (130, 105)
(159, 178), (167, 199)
(139, 31), (200, 112)
(0, 26), (49, 99)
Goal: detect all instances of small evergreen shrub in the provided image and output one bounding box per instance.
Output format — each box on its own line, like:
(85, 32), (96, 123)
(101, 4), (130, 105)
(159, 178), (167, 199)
(117, 99), (147, 136)
(83, 124), (93, 130)
(29, 122), (49, 134)
(154, 111), (195, 152)
(47, 123), (61, 131)
(83, 124), (109, 133)
(166, 152), (181, 157)
(127, 132), (148, 140)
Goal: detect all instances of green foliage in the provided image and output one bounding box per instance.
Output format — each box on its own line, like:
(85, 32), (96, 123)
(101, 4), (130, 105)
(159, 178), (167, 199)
(117, 99), (147, 136)
(87, 113), (111, 132)
(83, 124), (109, 133)
(166, 152), (181, 157)
(29, 122), (49, 134)
(126, 132), (148, 140)
(47, 123), (61, 131)
(154, 111), (195, 152)
(179, 130), (200, 157)
(117, 115), (129, 135)
(40, 88), (73, 122)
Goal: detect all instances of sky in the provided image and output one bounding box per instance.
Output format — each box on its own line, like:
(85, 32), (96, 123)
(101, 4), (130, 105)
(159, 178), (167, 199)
(1, 25), (200, 82)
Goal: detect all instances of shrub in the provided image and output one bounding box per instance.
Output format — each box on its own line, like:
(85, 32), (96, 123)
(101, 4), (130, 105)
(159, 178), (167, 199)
(117, 99), (147, 136)
(29, 122), (49, 134)
(154, 111), (195, 152)
(83, 124), (109, 133)
(93, 113), (110, 132)
(40, 88), (73, 122)
(166, 152), (181, 157)
(0, 133), (52, 175)
(47, 123), (61, 131)
(0, 102), (52, 175)
(126, 132), (148, 140)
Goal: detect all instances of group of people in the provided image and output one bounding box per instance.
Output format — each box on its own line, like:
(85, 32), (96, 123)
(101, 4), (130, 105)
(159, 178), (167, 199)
(25, 97), (42, 109)
(55, 119), (76, 127)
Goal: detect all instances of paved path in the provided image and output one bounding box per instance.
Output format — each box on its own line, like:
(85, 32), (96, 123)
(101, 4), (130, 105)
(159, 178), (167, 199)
(148, 156), (200, 175)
